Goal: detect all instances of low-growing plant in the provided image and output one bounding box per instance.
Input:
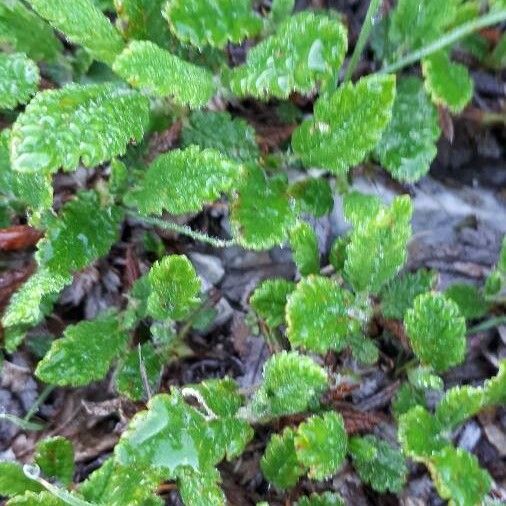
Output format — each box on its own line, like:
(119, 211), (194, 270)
(0, 0), (505, 504)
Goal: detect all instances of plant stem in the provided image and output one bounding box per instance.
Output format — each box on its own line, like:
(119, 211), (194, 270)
(24, 384), (54, 422)
(344, 0), (383, 82)
(380, 9), (506, 74)
(468, 315), (506, 335)
(0, 413), (43, 431)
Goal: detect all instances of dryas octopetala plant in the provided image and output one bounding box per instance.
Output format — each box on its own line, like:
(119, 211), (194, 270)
(0, 0), (505, 505)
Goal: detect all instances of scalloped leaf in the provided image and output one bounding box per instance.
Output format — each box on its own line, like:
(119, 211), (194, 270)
(147, 255), (201, 320)
(288, 178), (334, 217)
(231, 165), (295, 250)
(0, 53), (40, 110)
(349, 435), (407, 493)
(269, 0), (295, 26)
(329, 236), (349, 272)
(295, 492), (344, 506)
(181, 111), (259, 162)
(163, 0), (262, 49)
(36, 310), (129, 386)
(229, 12), (348, 99)
(250, 351), (328, 418)
(344, 195), (413, 294)
(189, 378), (244, 418)
(444, 282), (490, 320)
(392, 382), (426, 418)
(250, 278), (295, 328)
(375, 76), (440, 182)
(407, 366), (443, 391)
(404, 292), (466, 372)
(26, 0), (125, 64)
(126, 146), (240, 216)
(0, 462), (43, 497)
(289, 221), (320, 276)
(293, 74), (396, 174)
(10, 83), (149, 174)
(294, 412), (347, 480)
(422, 51), (474, 113)
(483, 360), (506, 406)
(208, 417), (254, 462)
(261, 428), (306, 489)
(286, 276), (356, 353)
(113, 41), (215, 107)
(6, 492), (64, 505)
(34, 437), (74, 486)
(347, 333), (379, 365)
(435, 386), (484, 429)
(176, 467), (226, 506)
(342, 191), (382, 226)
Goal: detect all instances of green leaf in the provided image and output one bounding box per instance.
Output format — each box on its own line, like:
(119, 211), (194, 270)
(163, 0), (262, 49)
(375, 77), (441, 183)
(0, 0), (62, 62)
(147, 255), (201, 320)
(295, 492), (344, 506)
(188, 378), (244, 418)
(229, 12), (348, 99)
(261, 428), (306, 489)
(250, 351), (328, 418)
(422, 51), (474, 113)
(294, 412), (347, 480)
(286, 276), (356, 353)
(112, 40), (216, 108)
(26, 0), (125, 64)
(126, 147), (239, 216)
(181, 111), (259, 163)
(176, 467), (226, 506)
(10, 83), (149, 174)
(0, 462), (43, 497)
(230, 165), (295, 250)
(250, 278), (295, 328)
(346, 333), (379, 365)
(208, 417), (254, 462)
(342, 191), (382, 226)
(288, 178), (334, 218)
(329, 236), (349, 272)
(404, 292), (466, 372)
(289, 221), (320, 276)
(36, 191), (123, 276)
(0, 53), (40, 110)
(380, 269), (437, 320)
(6, 492), (64, 506)
(36, 310), (130, 386)
(34, 437), (74, 486)
(429, 447), (491, 506)
(269, 0), (295, 26)
(408, 366), (443, 391)
(392, 382), (426, 418)
(292, 74), (396, 174)
(482, 360), (506, 406)
(349, 435), (407, 493)
(435, 386), (484, 429)
(344, 195), (413, 294)
(444, 283), (490, 320)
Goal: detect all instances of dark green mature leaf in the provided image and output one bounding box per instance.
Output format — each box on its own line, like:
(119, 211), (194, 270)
(147, 255), (201, 320)
(176, 467), (226, 506)
(286, 276), (356, 353)
(208, 417), (254, 462)
(392, 382), (426, 418)
(404, 292), (466, 372)
(344, 195), (413, 294)
(10, 84), (149, 174)
(289, 221), (320, 276)
(229, 12), (348, 99)
(288, 178), (334, 217)
(113, 41), (216, 107)
(292, 75), (396, 174)
(26, 0), (125, 64)
(126, 147), (240, 215)
(182, 111), (260, 163)
(376, 77), (440, 182)
(34, 437), (74, 486)
(250, 278), (295, 328)
(0, 53), (40, 110)
(435, 386), (484, 429)
(296, 493), (344, 506)
(261, 428), (306, 489)
(294, 412), (347, 480)
(0, 462), (43, 497)
(349, 435), (407, 493)
(444, 283), (490, 320)
(189, 378), (244, 418)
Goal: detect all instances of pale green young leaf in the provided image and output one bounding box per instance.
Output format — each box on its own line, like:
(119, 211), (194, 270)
(36, 191), (124, 276)
(10, 83), (149, 174)
(229, 12), (348, 99)
(444, 283), (490, 320)
(294, 412), (347, 480)
(26, 0), (125, 64)
(250, 278), (295, 328)
(269, 0), (295, 26)
(34, 437), (74, 486)
(261, 428), (306, 489)
(292, 75), (396, 174)
(188, 378), (244, 418)
(286, 276), (356, 353)
(422, 51), (474, 113)
(288, 178), (334, 217)
(429, 447), (491, 506)
(407, 366), (443, 391)
(296, 492), (344, 506)
(126, 147), (239, 216)
(0, 53), (40, 110)
(230, 165), (295, 250)
(36, 311), (129, 386)
(342, 191), (382, 225)
(380, 269), (437, 320)
(0, 0), (62, 62)
(6, 492), (64, 505)
(349, 435), (407, 493)
(250, 351), (328, 417)
(163, 0), (262, 49)
(112, 41), (215, 108)
(289, 221), (320, 276)
(375, 77), (441, 183)
(483, 360), (506, 406)
(435, 386), (484, 429)
(404, 292), (466, 372)
(344, 195), (413, 294)
(0, 462), (43, 497)
(147, 255), (201, 320)
(182, 111), (259, 163)
(176, 467), (226, 506)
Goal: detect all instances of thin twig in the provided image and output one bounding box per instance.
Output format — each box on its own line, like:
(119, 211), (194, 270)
(467, 315), (506, 335)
